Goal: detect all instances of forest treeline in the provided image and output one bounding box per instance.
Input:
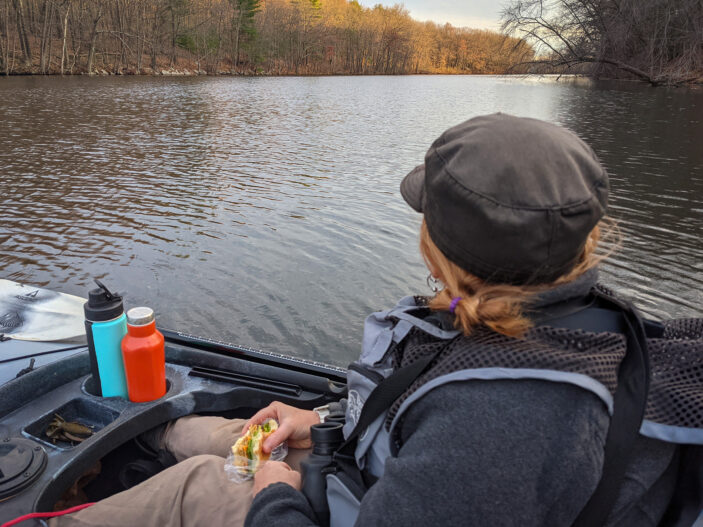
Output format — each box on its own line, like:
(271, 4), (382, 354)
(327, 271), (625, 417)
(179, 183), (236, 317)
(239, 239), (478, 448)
(502, 0), (703, 86)
(0, 0), (534, 75)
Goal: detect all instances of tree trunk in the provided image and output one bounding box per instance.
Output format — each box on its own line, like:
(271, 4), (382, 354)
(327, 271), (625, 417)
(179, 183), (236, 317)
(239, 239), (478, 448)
(150, 36), (156, 70)
(60, 2), (68, 74)
(86, 4), (101, 74)
(45, 3), (53, 72)
(0, 21), (4, 74)
(573, 56), (659, 85)
(170, 5), (176, 67)
(68, 1), (78, 72)
(135, 2), (143, 73)
(136, 32), (142, 73)
(0, 0), (7, 74)
(233, 7), (242, 67)
(10, 29), (15, 71)
(12, 0), (31, 67)
(114, 0), (124, 72)
(39, 0), (50, 73)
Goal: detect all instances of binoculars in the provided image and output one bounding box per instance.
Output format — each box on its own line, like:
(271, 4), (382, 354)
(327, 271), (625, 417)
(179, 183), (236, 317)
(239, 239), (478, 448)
(301, 420), (345, 527)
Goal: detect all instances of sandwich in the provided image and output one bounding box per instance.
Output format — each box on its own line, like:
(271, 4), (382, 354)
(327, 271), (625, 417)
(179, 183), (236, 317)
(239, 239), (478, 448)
(232, 419), (279, 474)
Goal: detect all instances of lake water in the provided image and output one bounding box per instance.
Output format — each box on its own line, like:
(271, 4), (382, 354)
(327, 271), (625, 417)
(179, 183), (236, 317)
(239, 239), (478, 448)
(1, 75), (701, 367)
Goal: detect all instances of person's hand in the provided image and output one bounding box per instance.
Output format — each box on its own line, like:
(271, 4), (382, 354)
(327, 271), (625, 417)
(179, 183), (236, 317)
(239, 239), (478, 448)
(252, 461), (301, 497)
(243, 401), (320, 452)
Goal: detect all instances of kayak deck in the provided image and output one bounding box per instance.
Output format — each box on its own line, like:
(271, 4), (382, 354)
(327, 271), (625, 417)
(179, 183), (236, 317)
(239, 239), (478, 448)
(0, 336), (345, 522)
(0, 337), (86, 385)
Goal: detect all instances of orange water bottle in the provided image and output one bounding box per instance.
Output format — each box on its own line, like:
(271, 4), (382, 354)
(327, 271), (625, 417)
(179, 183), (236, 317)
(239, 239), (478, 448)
(121, 307), (166, 403)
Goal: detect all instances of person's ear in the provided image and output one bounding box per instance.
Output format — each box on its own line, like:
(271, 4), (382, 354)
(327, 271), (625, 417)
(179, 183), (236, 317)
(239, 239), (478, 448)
(427, 263), (443, 283)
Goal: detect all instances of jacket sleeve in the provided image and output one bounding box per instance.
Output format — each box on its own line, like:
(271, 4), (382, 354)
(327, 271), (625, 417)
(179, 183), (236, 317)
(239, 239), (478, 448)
(245, 379), (609, 527)
(354, 379), (609, 527)
(245, 483), (318, 527)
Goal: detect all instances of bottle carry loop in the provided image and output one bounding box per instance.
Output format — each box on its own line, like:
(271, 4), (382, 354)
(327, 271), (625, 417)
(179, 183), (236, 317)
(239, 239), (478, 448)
(328, 289), (651, 526)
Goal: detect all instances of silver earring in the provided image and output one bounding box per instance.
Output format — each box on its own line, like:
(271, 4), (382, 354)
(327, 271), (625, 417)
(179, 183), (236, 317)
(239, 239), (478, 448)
(426, 273), (441, 293)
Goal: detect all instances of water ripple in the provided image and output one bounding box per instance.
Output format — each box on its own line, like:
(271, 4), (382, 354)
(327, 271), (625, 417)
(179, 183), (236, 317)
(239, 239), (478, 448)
(0, 76), (701, 365)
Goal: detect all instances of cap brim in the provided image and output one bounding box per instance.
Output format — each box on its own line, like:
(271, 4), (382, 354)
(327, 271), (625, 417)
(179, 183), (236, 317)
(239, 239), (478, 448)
(400, 164), (426, 213)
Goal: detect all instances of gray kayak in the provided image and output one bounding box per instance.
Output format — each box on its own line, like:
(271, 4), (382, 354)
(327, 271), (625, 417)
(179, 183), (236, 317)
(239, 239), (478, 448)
(0, 282), (346, 524)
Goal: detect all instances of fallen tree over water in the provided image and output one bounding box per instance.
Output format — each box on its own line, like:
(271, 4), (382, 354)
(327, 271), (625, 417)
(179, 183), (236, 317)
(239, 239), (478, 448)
(501, 0), (703, 86)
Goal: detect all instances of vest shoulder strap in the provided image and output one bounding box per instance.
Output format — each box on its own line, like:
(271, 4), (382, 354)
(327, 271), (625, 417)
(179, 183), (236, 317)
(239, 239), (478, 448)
(333, 346), (443, 491)
(571, 290), (650, 526)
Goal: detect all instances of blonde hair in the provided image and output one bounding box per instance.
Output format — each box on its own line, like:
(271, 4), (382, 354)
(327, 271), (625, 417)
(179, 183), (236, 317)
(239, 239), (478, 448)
(419, 218), (615, 338)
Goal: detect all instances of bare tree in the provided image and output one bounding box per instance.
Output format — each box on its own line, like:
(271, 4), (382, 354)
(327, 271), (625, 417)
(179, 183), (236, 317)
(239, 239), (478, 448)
(12, 0), (31, 66)
(86, 0), (101, 74)
(502, 0), (703, 85)
(0, 0), (8, 73)
(59, 0), (68, 74)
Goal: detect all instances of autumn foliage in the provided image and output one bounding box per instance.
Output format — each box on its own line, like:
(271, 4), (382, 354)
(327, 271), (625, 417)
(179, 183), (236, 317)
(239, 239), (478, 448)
(0, 0), (533, 75)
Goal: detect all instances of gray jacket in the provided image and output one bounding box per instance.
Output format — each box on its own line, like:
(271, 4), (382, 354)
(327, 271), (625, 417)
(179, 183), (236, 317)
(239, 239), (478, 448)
(245, 274), (685, 526)
(245, 379), (677, 526)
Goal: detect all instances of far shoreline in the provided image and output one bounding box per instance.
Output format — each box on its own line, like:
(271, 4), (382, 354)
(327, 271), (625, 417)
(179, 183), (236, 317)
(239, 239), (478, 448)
(1, 69), (523, 77)
(2, 71), (700, 87)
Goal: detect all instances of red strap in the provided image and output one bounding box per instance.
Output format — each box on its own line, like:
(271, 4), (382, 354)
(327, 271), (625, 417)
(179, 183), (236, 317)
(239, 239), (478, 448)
(1, 503), (95, 527)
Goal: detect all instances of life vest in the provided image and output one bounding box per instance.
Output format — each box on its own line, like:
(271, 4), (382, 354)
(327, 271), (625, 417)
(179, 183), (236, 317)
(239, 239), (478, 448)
(326, 291), (703, 527)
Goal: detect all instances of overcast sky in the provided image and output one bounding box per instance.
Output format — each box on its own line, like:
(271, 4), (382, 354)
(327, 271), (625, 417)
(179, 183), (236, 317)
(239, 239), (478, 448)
(357, 0), (505, 30)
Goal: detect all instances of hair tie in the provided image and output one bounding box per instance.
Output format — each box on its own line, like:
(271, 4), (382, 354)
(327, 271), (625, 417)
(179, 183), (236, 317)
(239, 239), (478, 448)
(449, 297), (462, 313)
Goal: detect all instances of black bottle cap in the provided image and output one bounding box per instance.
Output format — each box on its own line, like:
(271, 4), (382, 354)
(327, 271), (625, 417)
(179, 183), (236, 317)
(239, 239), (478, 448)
(84, 279), (124, 322)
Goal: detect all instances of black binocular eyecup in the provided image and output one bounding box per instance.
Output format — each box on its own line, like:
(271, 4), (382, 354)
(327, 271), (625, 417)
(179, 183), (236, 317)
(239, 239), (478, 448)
(323, 414), (346, 425)
(310, 422), (344, 455)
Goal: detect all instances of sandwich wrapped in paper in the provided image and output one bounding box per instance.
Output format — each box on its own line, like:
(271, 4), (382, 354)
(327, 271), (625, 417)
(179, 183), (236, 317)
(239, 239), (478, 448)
(224, 419), (287, 482)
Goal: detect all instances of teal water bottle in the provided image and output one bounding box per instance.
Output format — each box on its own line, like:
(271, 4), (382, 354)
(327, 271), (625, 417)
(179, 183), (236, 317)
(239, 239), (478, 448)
(84, 280), (128, 398)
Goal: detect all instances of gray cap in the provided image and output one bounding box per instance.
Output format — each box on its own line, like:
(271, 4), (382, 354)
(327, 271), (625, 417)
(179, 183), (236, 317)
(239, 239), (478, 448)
(401, 113), (608, 285)
(127, 307), (155, 326)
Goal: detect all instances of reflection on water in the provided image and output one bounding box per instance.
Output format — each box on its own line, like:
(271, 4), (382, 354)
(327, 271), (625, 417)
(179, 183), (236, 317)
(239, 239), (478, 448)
(557, 82), (703, 319)
(1, 76), (701, 366)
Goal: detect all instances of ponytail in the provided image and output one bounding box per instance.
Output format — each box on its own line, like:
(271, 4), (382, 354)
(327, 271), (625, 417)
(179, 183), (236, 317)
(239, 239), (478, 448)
(419, 219), (614, 338)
